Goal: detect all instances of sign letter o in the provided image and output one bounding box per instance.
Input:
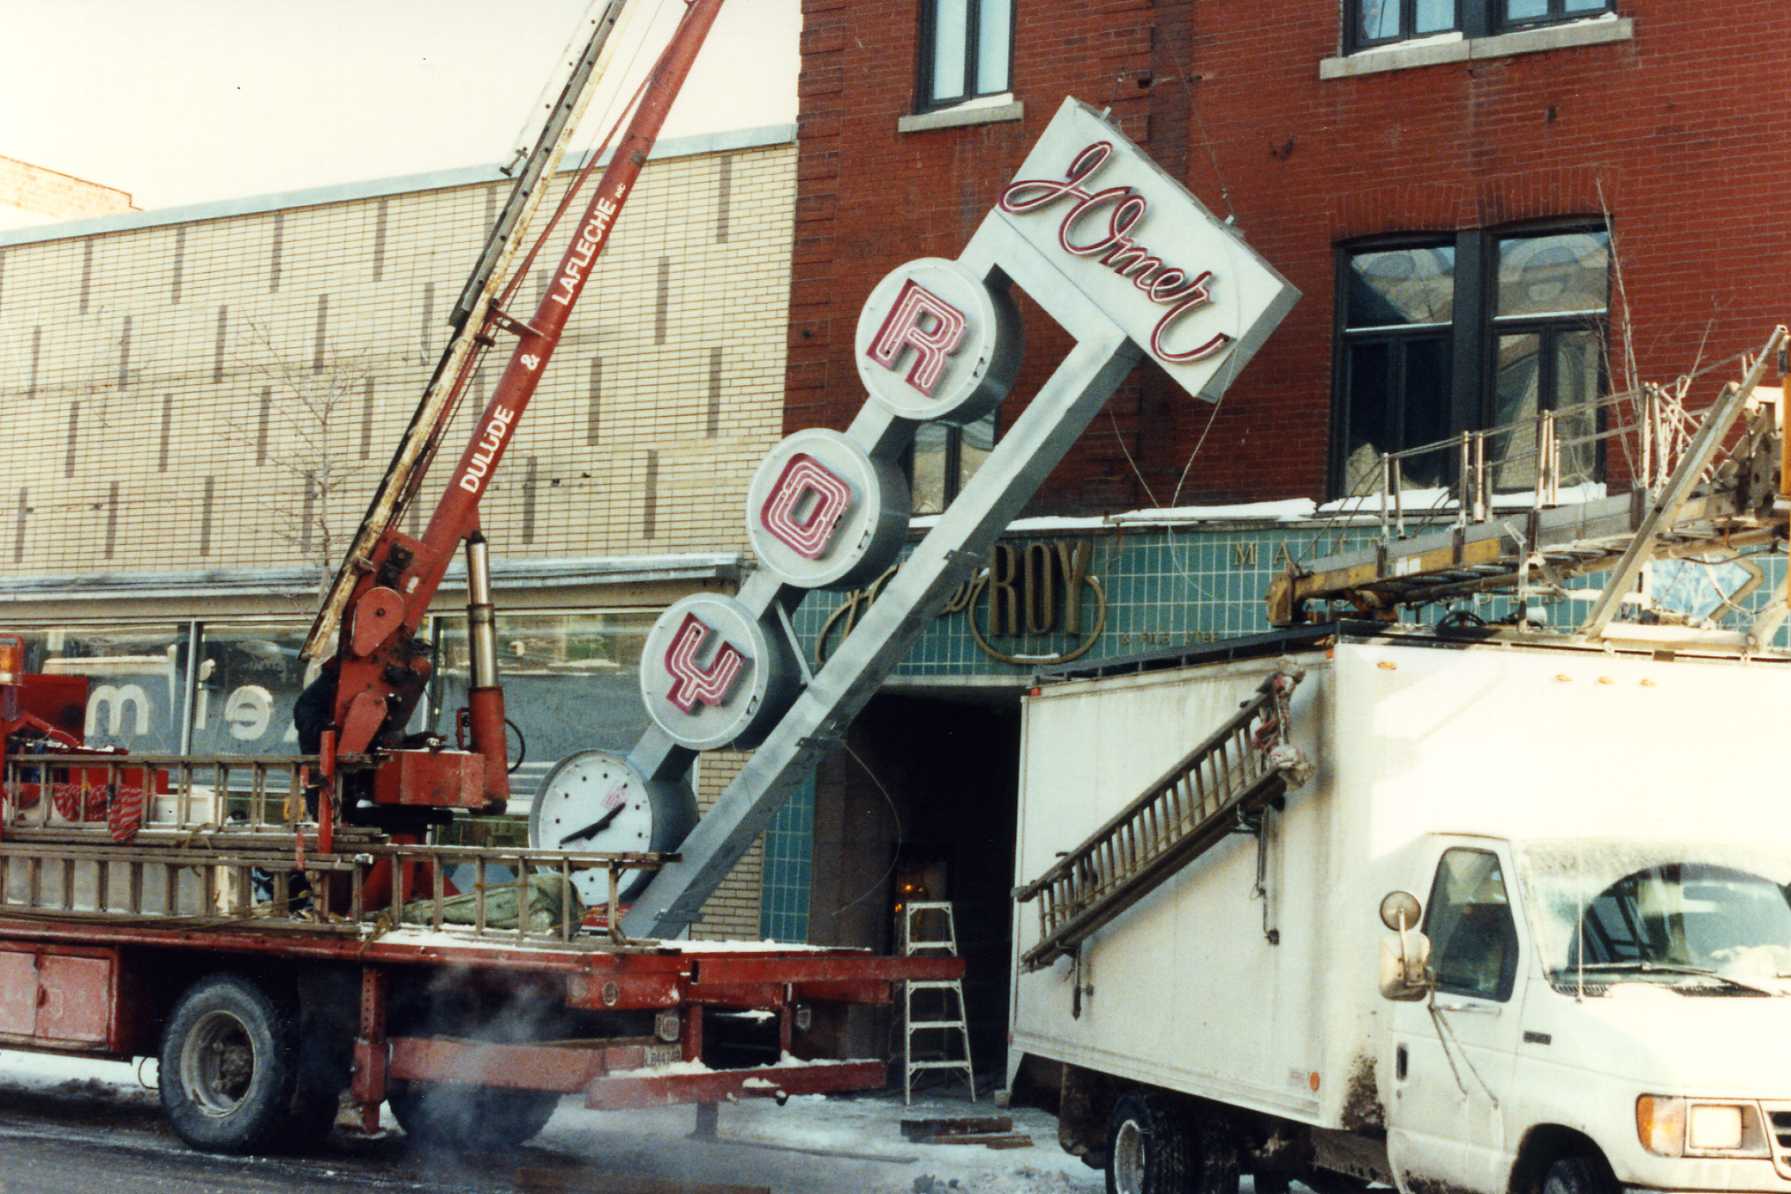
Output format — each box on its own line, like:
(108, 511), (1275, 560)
(746, 428), (909, 590)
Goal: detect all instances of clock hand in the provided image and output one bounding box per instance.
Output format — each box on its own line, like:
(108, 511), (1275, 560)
(560, 803), (625, 846)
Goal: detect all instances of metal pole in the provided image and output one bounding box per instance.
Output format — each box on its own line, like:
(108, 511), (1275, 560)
(1457, 432), (1471, 528)
(177, 620), (202, 755)
(1472, 432), (1487, 522)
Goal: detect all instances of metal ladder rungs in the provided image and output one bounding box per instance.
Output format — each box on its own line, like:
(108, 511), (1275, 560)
(901, 900), (975, 1106)
(1013, 663), (1310, 973)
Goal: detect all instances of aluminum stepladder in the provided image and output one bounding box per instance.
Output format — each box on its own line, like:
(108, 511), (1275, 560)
(901, 900), (975, 1105)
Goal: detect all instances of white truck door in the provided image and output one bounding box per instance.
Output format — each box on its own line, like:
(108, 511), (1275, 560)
(1388, 843), (1527, 1194)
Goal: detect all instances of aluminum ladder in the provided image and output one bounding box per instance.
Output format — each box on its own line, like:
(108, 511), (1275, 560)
(1013, 663), (1313, 973)
(901, 900), (975, 1105)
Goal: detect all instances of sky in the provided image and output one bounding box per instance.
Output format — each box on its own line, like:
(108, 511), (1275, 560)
(0, 0), (800, 212)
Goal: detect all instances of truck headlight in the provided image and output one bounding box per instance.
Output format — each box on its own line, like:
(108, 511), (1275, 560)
(1637, 1096), (1769, 1157)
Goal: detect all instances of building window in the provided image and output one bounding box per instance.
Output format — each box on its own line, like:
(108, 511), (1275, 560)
(1332, 226), (1610, 498)
(909, 411), (997, 515)
(1488, 230), (1610, 489)
(1336, 243), (1456, 494)
(1347, 0), (1612, 49)
(1350, 0), (1459, 51)
(919, 0), (1013, 109)
(1500, 0), (1612, 29)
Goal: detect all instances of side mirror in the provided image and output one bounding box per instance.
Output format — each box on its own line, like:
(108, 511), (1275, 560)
(1377, 890), (1433, 1002)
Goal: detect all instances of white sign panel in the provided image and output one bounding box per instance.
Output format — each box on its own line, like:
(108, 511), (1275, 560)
(995, 98), (1299, 403)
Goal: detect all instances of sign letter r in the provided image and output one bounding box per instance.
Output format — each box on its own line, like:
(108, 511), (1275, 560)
(865, 279), (968, 398)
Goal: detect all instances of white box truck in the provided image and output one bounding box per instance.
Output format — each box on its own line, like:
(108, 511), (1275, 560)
(1010, 622), (1791, 1194)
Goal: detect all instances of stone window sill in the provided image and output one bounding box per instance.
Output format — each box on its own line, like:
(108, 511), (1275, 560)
(1319, 15), (1633, 80)
(898, 94), (1024, 134)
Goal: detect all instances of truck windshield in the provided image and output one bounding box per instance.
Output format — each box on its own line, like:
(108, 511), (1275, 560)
(1518, 840), (1791, 990)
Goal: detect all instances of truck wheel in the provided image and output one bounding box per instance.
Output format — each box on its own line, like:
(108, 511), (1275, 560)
(388, 1080), (561, 1151)
(1106, 1092), (1193, 1194)
(159, 973), (302, 1154)
(1540, 1154), (1617, 1194)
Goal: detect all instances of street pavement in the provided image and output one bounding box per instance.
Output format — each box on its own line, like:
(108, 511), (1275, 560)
(0, 1051), (1104, 1193)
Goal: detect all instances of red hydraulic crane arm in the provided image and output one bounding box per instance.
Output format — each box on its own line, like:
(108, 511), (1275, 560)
(323, 0), (726, 784)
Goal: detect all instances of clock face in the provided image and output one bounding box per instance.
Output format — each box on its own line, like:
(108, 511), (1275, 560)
(529, 750), (660, 904)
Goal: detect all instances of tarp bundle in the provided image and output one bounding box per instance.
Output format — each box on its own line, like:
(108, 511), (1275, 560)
(405, 873), (581, 934)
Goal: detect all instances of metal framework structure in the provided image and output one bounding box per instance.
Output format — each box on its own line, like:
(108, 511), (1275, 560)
(1268, 326), (1791, 642)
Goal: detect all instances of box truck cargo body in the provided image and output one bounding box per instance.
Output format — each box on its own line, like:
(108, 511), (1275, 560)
(1011, 624), (1791, 1194)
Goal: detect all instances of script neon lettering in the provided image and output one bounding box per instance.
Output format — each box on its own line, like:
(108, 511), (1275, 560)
(998, 142), (1233, 366)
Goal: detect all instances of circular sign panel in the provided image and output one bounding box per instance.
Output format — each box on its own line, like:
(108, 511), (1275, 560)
(855, 257), (1021, 425)
(746, 428), (909, 590)
(639, 594), (796, 751)
(527, 749), (697, 903)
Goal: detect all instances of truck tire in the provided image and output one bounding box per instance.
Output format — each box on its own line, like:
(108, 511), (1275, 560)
(159, 973), (303, 1154)
(1539, 1154), (1617, 1194)
(387, 1080), (561, 1151)
(1106, 1092), (1193, 1194)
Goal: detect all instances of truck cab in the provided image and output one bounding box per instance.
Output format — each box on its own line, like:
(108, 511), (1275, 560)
(1388, 830), (1791, 1194)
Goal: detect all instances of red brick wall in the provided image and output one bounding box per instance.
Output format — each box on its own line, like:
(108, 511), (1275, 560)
(790, 0), (1791, 509)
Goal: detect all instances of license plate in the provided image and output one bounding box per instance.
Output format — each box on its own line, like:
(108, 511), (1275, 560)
(645, 1043), (683, 1067)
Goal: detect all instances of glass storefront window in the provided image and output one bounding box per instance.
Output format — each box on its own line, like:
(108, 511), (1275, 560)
(189, 623), (316, 756)
(7, 610), (662, 795)
(433, 610), (659, 798)
(34, 625), (190, 752)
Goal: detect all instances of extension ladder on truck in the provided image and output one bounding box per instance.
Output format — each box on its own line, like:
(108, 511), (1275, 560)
(1266, 325), (1791, 635)
(1013, 664), (1313, 973)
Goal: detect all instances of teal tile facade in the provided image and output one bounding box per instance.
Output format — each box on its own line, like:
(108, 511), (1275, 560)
(761, 518), (1789, 937)
(760, 771), (816, 942)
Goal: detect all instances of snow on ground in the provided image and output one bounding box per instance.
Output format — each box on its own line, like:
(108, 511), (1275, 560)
(559, 1088), (1105, 1193)
(0, 1048), (1106, 1192)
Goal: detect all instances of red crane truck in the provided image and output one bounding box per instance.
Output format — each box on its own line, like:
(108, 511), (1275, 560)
(0, 0), (959, 1156)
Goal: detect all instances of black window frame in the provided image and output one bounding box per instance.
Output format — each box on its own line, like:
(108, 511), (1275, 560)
(1329, 221), (1611, 498)
(916, 0), (1016, 111)
(1346, 0), (1462, 53)
(1331, 235), (1460, 496)
(1344, 0), (1614, 51)
(1496, 0), (1614, 32)
(1485, 225), (1612, 491)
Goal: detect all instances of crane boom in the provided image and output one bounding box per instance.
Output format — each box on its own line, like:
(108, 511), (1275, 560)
(303, 0), (629, 664)
(311, 0), (727, 813)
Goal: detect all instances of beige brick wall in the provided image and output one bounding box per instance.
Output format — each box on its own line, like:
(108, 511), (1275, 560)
(0, 155), (136, 226)
(690, 748), (763, 940)
(0, 143), (795, 578)
(0, 140), (797, 938)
